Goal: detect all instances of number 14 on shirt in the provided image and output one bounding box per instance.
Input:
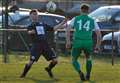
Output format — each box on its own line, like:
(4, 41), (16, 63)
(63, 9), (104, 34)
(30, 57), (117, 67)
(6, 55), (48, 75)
(77, 20), (90, 31)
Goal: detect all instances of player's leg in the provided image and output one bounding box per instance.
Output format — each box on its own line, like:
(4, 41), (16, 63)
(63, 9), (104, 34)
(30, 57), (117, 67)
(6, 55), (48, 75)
(84, 52), (92, 81)
(20, 43), (41, 78)
(43, 46), (58, 78)
(48, 48), (58, 70)
(84, 40), (93, 80)
(20, 59), (34, 78)
(71, 48), (85, 81)
(45, 58), (57, 78)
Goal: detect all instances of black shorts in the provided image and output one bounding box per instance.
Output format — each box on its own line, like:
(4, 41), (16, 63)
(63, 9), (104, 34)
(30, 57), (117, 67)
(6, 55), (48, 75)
(30, 40), (57, 62)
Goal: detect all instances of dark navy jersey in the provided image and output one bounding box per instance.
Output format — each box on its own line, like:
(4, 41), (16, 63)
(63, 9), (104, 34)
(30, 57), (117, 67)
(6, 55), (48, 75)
(9, 5), (19, 12)
(28, 22), (53, 43)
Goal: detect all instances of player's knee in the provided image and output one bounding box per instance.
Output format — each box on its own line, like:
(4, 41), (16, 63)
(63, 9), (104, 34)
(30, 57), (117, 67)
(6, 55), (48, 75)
(54, 61), (58, 65)
(51, 59), (58, 64)
(85, 53), (91, 59)
(86, 57), (92, 62)
(86, 56), (90, 59)
(72, 59), (77, 65)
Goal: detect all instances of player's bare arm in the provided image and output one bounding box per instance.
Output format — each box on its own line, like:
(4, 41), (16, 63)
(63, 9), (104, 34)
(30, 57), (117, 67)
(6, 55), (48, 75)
(28, 30), (35, 34)
(66, 25), (71, 49)
(54, 18), (68, 31)
(95, 29), (101, 50)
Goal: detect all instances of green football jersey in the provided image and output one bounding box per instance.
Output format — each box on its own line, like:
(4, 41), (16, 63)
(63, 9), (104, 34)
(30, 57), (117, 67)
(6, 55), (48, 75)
(70, 14), (95, 48)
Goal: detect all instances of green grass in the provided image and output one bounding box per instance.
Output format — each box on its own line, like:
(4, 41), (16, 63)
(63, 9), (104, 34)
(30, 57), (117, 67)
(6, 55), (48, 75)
(0, 54), (120, 83)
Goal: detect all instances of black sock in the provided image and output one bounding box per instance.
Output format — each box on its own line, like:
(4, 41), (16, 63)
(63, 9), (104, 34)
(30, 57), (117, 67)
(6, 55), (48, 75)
(21, 64), (31, 77)
(48, 61), (57, 70)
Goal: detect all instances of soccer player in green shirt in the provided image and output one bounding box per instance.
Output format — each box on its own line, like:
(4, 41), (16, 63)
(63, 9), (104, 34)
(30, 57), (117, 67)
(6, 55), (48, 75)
(66, 4), (101, 81)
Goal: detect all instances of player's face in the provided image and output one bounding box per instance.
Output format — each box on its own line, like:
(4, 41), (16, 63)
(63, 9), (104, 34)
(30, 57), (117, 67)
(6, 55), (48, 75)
(30, 12), (39, 22)
(80, 8), (89, 14)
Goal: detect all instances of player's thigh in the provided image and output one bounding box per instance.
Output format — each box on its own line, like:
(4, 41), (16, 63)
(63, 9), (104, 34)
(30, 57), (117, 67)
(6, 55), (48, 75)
(83, 41), (93, 55)
(30, 44), (42, 61)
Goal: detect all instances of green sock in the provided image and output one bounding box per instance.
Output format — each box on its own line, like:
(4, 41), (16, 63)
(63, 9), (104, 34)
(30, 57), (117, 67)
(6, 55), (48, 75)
(72, 60), (80, 73)
(86, 59), (92, 75)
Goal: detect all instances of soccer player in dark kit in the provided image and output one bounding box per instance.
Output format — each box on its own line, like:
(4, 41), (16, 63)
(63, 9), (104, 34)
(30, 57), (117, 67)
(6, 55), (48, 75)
(20, 9), (66, 78)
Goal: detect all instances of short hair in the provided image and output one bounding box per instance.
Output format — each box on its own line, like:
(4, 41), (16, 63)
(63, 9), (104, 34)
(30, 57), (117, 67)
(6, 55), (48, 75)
(80, 3), (90, 10)
(29, 9), (37, 15)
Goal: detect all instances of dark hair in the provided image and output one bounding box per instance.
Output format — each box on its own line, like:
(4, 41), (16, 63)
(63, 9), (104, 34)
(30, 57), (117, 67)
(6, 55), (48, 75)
(80, 4), (90, 10)
(29, 9), (37, 15)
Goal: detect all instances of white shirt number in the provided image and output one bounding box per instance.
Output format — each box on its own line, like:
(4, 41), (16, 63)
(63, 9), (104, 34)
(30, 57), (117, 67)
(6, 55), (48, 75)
(77, 20), (90, 31)
(36, 26), (45, 35)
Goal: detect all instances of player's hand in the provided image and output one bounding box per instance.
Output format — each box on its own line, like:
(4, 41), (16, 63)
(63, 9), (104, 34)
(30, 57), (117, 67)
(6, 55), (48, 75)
(62, 18), (68, 24)
(94, 45), (100, 53)
(66, 42), (71, 49)
(28, 30), (35, 34)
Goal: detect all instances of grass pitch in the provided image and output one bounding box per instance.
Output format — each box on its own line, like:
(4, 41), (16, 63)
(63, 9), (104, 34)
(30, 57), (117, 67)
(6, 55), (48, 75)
(0, 54), (120, 83)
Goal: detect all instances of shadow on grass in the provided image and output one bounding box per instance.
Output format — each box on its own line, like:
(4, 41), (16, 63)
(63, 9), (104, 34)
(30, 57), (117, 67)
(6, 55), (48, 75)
(27, 77), (60, 83)
(76, 80), (96, 83)
(88, 80), (96, 83)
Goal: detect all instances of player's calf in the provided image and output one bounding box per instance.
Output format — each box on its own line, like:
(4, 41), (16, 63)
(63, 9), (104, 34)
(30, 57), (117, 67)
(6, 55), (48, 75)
(45, 67), (54, 78)
(20, 60), (34, 78)
(45, 60), (57, 78)
(20, 64), (31, 78)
